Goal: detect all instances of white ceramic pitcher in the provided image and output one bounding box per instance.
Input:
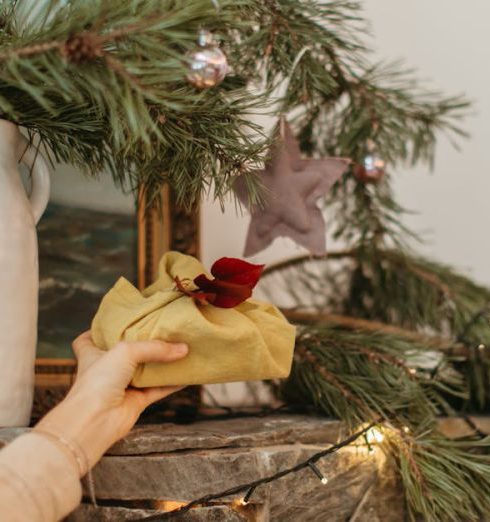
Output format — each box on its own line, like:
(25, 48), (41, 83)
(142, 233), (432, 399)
(0, 120), (50, 426)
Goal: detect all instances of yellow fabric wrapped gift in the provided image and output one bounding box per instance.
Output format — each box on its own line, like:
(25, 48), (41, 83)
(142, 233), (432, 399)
(91, 252), (296, 387)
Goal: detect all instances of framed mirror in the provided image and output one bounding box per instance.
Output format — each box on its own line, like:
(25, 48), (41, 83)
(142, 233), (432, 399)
(33, 167), (200, 419)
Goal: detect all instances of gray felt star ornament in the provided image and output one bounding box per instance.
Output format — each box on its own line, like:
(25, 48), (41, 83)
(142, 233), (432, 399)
(234, 120), (351, 257)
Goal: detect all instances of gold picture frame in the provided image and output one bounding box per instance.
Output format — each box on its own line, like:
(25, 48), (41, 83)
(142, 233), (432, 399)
(33, 186), (201, 420)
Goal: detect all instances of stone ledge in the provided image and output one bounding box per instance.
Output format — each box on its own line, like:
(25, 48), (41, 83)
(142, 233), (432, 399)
(90, 444), (379, 501)
(0, 415), (345, 454)
(107, 415), (345, 455)
(2, 414), (485, 454)
(0, 414), (488, 521)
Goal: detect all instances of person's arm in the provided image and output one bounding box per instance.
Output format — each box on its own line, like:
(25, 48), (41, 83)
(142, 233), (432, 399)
(0, 332), (188, 522)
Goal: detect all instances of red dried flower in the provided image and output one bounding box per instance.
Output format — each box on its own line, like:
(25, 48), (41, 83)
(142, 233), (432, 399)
(174, 257), (265, 308)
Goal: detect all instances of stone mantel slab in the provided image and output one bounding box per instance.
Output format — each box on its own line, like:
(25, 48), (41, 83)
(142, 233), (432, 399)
(0, 414), (487, 521)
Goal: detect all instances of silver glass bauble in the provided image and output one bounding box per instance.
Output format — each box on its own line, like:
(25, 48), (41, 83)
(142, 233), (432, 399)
(186, 30), (228, 89)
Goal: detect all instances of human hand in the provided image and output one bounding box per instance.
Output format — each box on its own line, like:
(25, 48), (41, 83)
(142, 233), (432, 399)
(35, 331), (188, 472)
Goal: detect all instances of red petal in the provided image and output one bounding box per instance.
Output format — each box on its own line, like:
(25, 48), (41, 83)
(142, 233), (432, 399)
(210, 257), (265, 289)
(194, 274), (252, 308)
(192, 290), (217, 305)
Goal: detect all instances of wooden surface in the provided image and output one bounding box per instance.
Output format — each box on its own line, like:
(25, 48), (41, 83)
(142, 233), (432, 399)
(137, 185), (200, 290)
(1, 414), (487, 521)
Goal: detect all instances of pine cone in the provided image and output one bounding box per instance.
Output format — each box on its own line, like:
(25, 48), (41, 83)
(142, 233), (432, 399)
(63, 33), (103, 64)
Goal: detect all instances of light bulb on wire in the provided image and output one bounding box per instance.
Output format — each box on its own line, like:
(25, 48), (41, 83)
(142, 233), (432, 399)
(308, 462), (328, 484)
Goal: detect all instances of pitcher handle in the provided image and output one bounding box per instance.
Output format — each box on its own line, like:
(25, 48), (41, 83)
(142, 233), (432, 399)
(20, 135), (51, 225)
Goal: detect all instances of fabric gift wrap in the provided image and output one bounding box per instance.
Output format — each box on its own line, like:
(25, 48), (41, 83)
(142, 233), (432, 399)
(91, 252), (296, 387)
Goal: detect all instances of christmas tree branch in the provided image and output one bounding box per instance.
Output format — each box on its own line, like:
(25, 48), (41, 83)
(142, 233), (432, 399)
(262, 249), (490, 409)
(0, 0), (469, 208)
(281, 325), (490, 521)
(283, 309), (461, 353)
(392, 434), (490, 521)
(284, 326), (463, 429)
(262, 249), (490, 336)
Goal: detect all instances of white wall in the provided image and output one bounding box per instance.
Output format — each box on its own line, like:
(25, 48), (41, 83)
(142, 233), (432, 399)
(365, 1), (490, 286)
(50, 166), (134, 215)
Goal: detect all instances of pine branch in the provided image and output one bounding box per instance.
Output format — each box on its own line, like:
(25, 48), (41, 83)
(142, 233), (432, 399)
(0, 0), (469, 208)
(281, 325), (490, 521)
(262, 249), (490, 340)
(261, 249), (490, 409)
(282, 326), (463, 430)
(282, 309), (462, 353)
(392, 434), (490, 522)
(0, 0), (273, 206)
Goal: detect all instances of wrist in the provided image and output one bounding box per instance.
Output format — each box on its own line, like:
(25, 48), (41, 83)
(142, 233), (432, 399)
(31, 427), (89, 477)
(35, 392), (109, 470)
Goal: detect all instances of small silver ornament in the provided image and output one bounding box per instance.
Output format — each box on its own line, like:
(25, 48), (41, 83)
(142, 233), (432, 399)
(364, 153), (385, 178)
(354, 141), (386, 183)
(186, 30), (228, 89)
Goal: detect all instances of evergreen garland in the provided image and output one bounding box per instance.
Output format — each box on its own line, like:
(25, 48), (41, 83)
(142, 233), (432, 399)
(260, 257), (490, 520)
(0, 0), (467, 208)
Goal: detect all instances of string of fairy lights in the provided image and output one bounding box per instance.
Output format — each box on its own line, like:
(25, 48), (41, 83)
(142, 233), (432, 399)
(129, 310), (489, 520)
(136, 422), (377, 521)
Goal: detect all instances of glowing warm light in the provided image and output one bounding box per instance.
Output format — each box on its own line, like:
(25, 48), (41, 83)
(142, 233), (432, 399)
(155, 500), (188, 512)
(365, 427), (385, 444)
(402, 426), (410, 434)
(408, 368), (417, 375)
(232, 497), (251, 508)
(321, 477), (328, 485)
(238, 486), (256, 505)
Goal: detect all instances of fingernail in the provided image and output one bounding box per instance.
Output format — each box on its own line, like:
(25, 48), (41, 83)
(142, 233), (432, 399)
(173, 343), (188, 356)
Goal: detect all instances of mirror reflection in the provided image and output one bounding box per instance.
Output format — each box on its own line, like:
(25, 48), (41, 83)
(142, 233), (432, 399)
(36, 167), (136, 359)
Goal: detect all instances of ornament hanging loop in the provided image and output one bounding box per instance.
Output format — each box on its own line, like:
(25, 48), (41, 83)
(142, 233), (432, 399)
(278, 46), (310, 115)
(197, 29), (214, 48)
